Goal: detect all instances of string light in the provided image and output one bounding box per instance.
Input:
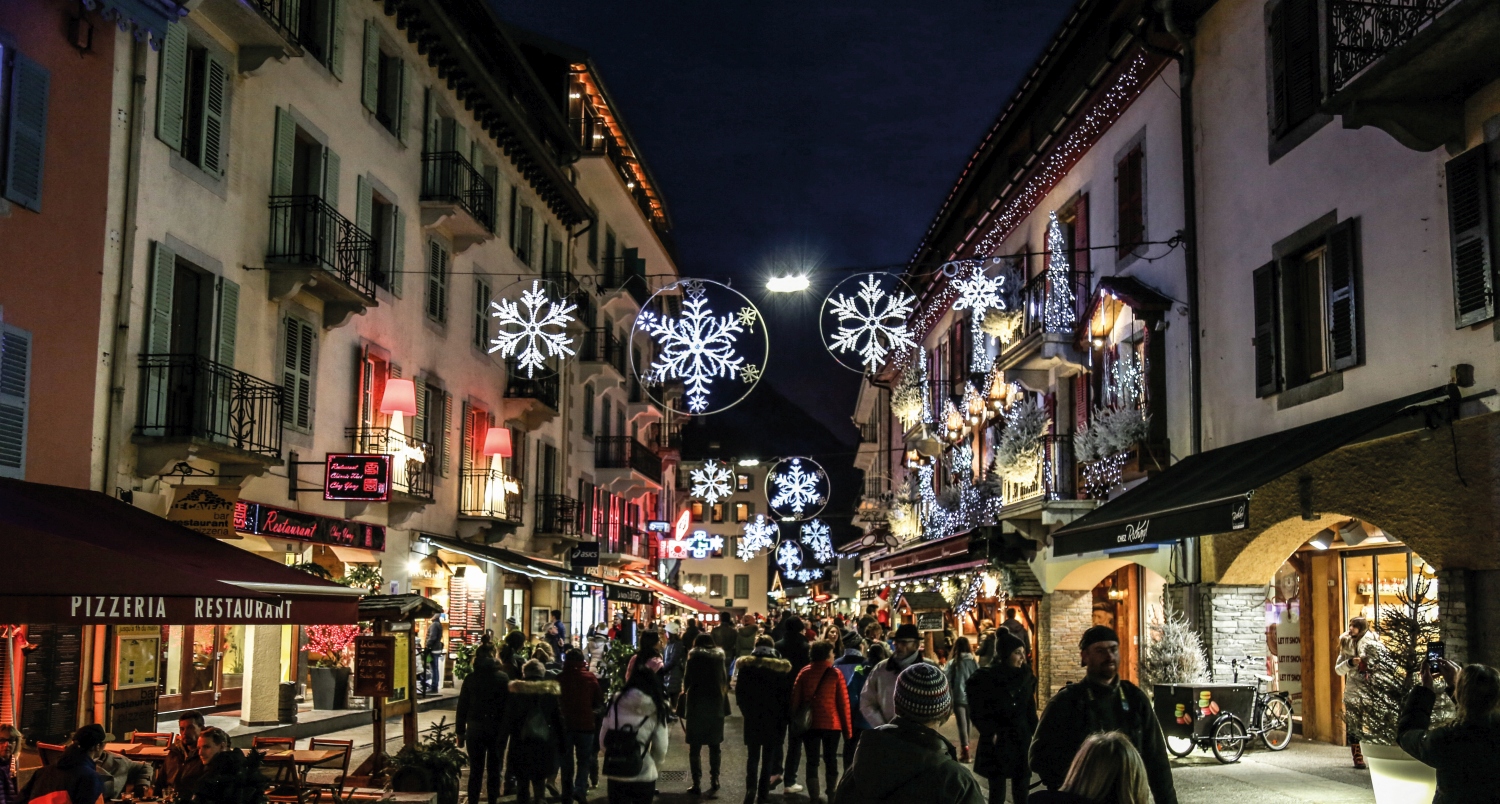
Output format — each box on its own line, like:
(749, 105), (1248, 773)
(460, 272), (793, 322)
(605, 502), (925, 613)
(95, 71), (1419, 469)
(1043, 212), (1078, 332)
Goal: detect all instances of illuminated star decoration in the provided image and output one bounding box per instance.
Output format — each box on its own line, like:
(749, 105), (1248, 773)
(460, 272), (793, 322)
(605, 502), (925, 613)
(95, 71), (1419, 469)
(950, 266), (1006, 372)
(638, 281), (760, 413)
(689, 460), (733, 505)
(775, 540), (803, 573)
(739, 515), (778, 561)
(768, 458), (828, 519)
(684, 530), (725, 560)
(800, 519), (834, 564)
(826, 275), (918, 372)
(488, 280), (577, 377)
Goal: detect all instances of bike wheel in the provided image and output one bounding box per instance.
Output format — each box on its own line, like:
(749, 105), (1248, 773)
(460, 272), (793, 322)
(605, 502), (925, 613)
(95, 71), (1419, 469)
(1211, 715), (1247, 764)
(1261, 697), (1294, 750)
(1166, 735), (1195, 758)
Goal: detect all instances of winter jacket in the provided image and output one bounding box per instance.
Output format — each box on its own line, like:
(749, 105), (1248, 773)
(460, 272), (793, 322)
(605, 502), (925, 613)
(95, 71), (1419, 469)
(1398, 684), (1500, 804)
(95, 752), (153, 800)
(945, 653), (979, 708)
(586, 632), (610, 674)
(455, 656), (511, 739)
(975, 630), (997, 667)
(598, 688), (671, 784)
(558, 663), (605, 733)
(624, 649), (663, 682)
(860, 651), (930, 728)
(832, 650), (866, 719)
(791, 660), (853, 737)
(1030, 678), (1177, 804)
(661, 637), (686, 697)
(423, 621), (445, 654)
(734, 653), (794, 745)
(966, 664), (1038, 779)
(711, 623), (739, 656)
(776, 633), (811, 676)
(680, 646), (730, 745)
(832, 716), (985, 804)
(1337, 630), (1382, 735)
(189, 749), (262, 804)
(735, 625), (759, 657)
(20, 747), (101, 804)
(163, 741), (207, 798)
(497, 679), (567, 780)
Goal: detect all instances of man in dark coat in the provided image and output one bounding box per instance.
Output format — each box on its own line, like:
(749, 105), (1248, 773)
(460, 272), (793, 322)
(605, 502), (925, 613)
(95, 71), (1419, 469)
(423, 613), (446, 694)
(498, 661), (567, 804)
(1398, 659), (1500, 804)
(774, 616), (812, 794)
(21, 725), (105, 804)
(681, 635), (729, 796)
(967, 630), (1037, 804)
(162, 712), (208, 799)
(187, 728), (262, 804)
(712, 612), (739, 676)
(557, 649), (604, 804)
(1029, 625), (1177, 804)
(455, 645), (511, 804)
(736, 636), (794, 804)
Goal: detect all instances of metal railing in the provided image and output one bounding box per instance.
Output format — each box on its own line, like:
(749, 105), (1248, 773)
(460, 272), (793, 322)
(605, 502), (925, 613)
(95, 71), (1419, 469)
(981, 267), (1092, 358)
(459, 469), (523, 521)
(421, 151), (496, 232)
(999, 434), (1076, 506)
(267, 195), (377, 299)
(248, 0), (300, 45)
(581, 328), (627, 376)
(535, 493), (581, 536)
(135, 354), (283, 458)
(505, 364), (560, 410)
(642, 421), (683, 453)
(594, 436), (663, 479)
(859, 420), (879, 443)
(1328, 0), (1459, 92)
(347, 426), (435, 500)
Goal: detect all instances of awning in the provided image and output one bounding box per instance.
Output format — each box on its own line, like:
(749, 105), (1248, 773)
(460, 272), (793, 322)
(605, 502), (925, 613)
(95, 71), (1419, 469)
(421, 535), (641, 597)
(624, 572), (717, 615)
(0, 479), (362, 624)
(1050, 386), (1457, 556)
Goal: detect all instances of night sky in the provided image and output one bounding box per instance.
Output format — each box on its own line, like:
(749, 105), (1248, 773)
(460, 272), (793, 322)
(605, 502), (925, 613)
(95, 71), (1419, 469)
(501, 0), (1073, 437)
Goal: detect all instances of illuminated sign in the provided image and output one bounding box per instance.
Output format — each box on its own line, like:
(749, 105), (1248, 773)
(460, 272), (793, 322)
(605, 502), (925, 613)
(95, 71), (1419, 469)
(233, 501), (385, 551)
(324, 454), (392, 502)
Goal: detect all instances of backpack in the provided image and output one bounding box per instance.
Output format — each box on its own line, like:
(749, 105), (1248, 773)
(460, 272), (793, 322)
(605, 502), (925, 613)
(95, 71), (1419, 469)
(519, 704), (551, 745)
(600, 697), (653, 778)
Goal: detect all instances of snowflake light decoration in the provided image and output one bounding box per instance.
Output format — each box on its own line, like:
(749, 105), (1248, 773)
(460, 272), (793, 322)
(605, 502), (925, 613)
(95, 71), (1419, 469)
(488, 280), (577, 378)
(800, 519), (834, 564)
(793, 568), (824, 584)
(689, 460), (733, 505)
(635, 280), (765, 414)
(775, 540), (804, 573)
(951, 266), (1007, 373)
(765, 457), (829, 520)
(684, 530), (725, 560)
(739, 515), (777, 561)
(822, 274), (917, 373)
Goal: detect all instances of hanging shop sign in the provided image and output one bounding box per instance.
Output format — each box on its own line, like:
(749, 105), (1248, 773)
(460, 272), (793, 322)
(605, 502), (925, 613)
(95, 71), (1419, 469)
(660, 539), (690, 560)
(569, 542), (601, 567)
(353, 635), (396, 697)
(916, 611), (946, 632)
(167, 486), (240, 539)
(647, 520), (672, 535)
(233, 501), (386, 551)
(324, 454), (392, 502)
(605, 585), (655, 605)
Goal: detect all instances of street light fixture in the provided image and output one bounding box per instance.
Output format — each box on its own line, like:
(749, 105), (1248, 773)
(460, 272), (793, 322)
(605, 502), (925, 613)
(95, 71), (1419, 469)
(767, 275), (810, 293)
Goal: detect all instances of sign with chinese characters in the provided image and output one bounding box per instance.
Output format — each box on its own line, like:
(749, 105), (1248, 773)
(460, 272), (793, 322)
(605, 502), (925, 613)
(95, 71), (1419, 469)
(354, 636), (396, 697)
(233, 501), (386, 551)
(324, 454), (392, 502)
(168, 486), (240, 539)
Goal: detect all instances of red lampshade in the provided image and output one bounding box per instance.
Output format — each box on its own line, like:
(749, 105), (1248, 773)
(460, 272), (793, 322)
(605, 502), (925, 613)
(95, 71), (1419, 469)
(482, 427), (513, 457)
(380, 379), (418, 416)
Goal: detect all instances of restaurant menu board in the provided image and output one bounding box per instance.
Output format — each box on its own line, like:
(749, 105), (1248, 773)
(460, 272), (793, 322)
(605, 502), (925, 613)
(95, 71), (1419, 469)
(385, 632), (410, 705)
(325, 454), (392, 502)
(114, 625), (161, 689)
(354, 636), (396, 697)
(446, 576), (486, 654)
(21, 625), (81, 744)
(915, 611), (945, 632)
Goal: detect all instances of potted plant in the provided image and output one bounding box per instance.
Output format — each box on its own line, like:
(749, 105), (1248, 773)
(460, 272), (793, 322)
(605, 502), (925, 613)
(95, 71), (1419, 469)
(389, 717), (466, 804)
(305, 624), (361, 710)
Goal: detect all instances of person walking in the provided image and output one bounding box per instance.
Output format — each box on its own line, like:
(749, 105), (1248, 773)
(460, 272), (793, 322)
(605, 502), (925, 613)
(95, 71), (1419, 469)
(545, 610), (569, 656)
(831, 630), (867, 772)
(662, 622), (687, 699)
(832, 663), (984, 804)
(1335, 616), (1380, 769)
(775, 616), (812, 794)
(1397, 658), (1500, 804)
(500, 630), (528, 679)
(455, 645), (511, 804)
(968, 630), (1038, 804)
(681, 634), (730, 797)
(20, 724), (105, 804)
(587, 623), (611, 674)
(735, 636), (794, 804)
(790, 641), (853, 804)
(859, 623), (931, 729)
(975, 620), (997, 667)
(423, 613), (446, 694)
(557, 649), (604, 804)
(712, 613), (739, 678)
(600, 666), (671, 804)
(1029, 731), (1153, 804)
(736, 615), (760, 665)
(499, 660), (567, 804)
(625, 629), (665, 681)
(1001, 608), (1029, 646)
(857, 604), (879, 637)
(946, 636), (980, 762)
(1029, 626), (1177, 804)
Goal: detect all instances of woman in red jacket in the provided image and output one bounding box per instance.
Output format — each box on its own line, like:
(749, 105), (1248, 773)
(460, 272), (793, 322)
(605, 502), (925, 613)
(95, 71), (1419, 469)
(788, 640), (852, 804)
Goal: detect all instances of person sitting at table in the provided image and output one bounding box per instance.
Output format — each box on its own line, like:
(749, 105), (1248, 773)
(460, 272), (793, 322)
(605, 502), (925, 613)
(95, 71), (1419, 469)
(21, 724), (106, 804)
(96, 751), (153, 800)
(164, 713), (208, 799)
(0, 724), (21, 804)
(190, 728), (261, 804)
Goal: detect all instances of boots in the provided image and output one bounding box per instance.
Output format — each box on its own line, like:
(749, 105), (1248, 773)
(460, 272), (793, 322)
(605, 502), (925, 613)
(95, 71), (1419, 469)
(806, 775), (820, 804)
(1351, 742), (1367, 770)
(706, 775), (720, 799)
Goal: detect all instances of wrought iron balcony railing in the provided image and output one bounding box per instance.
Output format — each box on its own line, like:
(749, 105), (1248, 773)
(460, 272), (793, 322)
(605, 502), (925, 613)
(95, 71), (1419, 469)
(421, 151), (497, 233)
(859, 420), (879, 443)
(136, 354), (283, 458)
(346, 426), (435, 500)
(594, 436), (663, 479)
(267, 195), (377, 299)
(642, 421), (683, 453)
(505, 364), (560, 411)
(581, 328), (627, 376)
(999, 434), (1076, 506)
(535, 493), (581, 536)
(1328, 0), (1459, 93)
(459, 469), (523, 521)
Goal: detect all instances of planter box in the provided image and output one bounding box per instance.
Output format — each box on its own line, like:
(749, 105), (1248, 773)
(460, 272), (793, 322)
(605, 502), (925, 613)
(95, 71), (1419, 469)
(310, 666), (350, 710)
(1362, 743), (1436, 804)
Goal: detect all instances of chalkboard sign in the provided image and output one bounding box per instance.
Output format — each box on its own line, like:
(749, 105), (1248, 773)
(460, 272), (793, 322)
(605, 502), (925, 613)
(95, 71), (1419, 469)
(21, 625), (81, 744)
(915, 611), (945, 632)
(325, 454), (392, 502)
(354, 636), (396, 697)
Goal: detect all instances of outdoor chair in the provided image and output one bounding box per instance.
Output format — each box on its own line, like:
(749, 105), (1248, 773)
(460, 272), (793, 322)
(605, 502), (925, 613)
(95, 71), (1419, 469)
(36, 742), (64, 766)
(303, 739), (353, 804)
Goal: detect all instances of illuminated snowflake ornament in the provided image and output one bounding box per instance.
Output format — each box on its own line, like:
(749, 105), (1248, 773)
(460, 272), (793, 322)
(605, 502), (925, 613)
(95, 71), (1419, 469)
(800, 519), (834, 564)
(488, 280), (577, 378)
(765, 457), (830, 520)
(739, 515), (778, 561)
(775, 540), (804, 573)
(684, 530), (725, 560)
(951, 265), (1008, 373)
(793, 568), (824, 584)
(821, 273), (918, 373)
(633, 279), (768, 415)
(689, 460), (733, 505)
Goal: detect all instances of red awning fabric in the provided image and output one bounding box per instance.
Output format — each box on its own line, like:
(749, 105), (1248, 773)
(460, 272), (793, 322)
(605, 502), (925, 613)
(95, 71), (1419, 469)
(0, 479), (362, 624)
(625, 572), (718, 615)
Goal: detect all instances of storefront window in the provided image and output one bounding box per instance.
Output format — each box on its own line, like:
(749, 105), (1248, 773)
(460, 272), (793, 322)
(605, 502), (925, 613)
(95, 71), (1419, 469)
(221, 626), (244, 691)
(1343, 548), (1433, 630)
(1266, 558), (1304, 715)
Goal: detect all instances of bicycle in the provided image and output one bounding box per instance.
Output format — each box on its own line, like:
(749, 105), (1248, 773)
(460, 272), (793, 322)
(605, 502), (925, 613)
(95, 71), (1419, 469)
(1165, 656), (1295, 763)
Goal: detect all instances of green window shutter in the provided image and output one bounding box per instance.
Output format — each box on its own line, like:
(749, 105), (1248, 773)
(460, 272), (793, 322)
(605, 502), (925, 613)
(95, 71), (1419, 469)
(282, 317), (315, 429)
(356, 174), (372, 233)
(328, 0), (345, 78)
(272, 106), (296, 196)
(440, 391), (453, 477)
(427, 240), (448, 322)
(214, 276), (239, 367)
(361, 19), (379, 112)
(396, 59), (409, 144)
(1252, 261), (1279, 397)
(1447, 145), (1496, 327)
(148, 241), (177, 355)
(1325, 218), (1361, 372)
(552, 237), (563, 273)
(156, 23), (187, 152)
(0, 325), (33, 479)
(423, 87), (438, 153)
(473, 278), (490, 350)
(281, 316), (301, 427)
(4, 52), (49, 212)
(413, 375), (427, 444)
(509, 186), (518, 249)
(454, 125), (468, 163)
(484, 165), (499, 230)
(322, 146), (339, 209)
(200, 55), (228, 176)
(391, 207), (405, 297)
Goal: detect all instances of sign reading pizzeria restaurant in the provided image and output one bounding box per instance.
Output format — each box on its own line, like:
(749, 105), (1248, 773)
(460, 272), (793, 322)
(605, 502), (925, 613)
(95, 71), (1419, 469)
(324, 454), (392, 502)
(233, 501), (386, 551)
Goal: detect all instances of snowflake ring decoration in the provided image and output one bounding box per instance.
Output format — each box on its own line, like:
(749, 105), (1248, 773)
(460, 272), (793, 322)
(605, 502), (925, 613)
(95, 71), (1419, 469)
(818, 272), (919, 373)
(799, 519), (835, 564)
(775, 539), (804, 574)
(689, 459), (734, 505)
(764, 456), (830, 521)
(631, 278), (769, 416)
(487, 279), (578, 379)
(738, 514), (778, 561)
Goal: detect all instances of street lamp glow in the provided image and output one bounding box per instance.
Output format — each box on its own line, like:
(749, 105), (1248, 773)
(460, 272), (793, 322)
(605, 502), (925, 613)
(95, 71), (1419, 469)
(738, 458), (761, 467)
(767, 274), (810, 293)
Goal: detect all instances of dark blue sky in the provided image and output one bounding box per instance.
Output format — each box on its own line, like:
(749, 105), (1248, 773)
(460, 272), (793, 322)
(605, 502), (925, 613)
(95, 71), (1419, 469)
(502, 1), (1072, 437)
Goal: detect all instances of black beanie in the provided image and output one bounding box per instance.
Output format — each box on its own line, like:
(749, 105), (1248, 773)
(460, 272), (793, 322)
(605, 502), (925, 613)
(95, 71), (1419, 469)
(1079, 625), (1120, 651)
(996, 629), (1027, 660)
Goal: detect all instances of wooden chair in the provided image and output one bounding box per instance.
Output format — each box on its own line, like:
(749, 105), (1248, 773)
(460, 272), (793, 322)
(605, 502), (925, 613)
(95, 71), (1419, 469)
(303, 739), (353, 804)
(131, 732), (174, 746)
(251, 736), (297, 751)
(36, 742), (64, 766)
(261, 751), (309, 804)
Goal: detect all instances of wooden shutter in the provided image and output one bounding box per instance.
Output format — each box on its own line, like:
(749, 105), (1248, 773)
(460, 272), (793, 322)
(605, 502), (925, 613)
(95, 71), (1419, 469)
(427, 240), (448, 321)
(148, 242), (176, 355)
(361, 20), (379, 112)
(356, 174), (372, 233)
(328, 0), (345, 78)
(1269, 1), (1288, 135)
(1117, 148), (1143, 256)
(0, 325), (32, 479)
(473, 278), (490, 350)
(1325, 218), (1360, 371)
(413, 376), (428, 444)
(200, 56), (228, 176)
(156, 24), (188, 151)
(521, 206), (534, 264)
(4, 52), (49, 211)
(460, 400), (473, 472)
(423, 87), (438, 153)
(1285, 0), (1319, 129)
(396, 60), (409, 143)
(552, 238), (563, 273)
(322, 146), (339, 209)
(1252, 261), (1280, 397)
(390, 207), (405, 298)
(283, 317), (315, 429)
(1447, 145), (1496, 327)
(214, 276), (239, 367)
(440, 391), (453, 477)
(272, 107), (295, 196)
(508, 186), (519, 248)
(483, 165), (499, 230)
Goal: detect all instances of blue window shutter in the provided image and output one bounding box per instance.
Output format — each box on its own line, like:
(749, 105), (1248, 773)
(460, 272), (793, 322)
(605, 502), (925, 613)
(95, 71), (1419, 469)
(156, 23), (187, 151)
(4, 52), (49, 212)
(0, 325), (32, 479)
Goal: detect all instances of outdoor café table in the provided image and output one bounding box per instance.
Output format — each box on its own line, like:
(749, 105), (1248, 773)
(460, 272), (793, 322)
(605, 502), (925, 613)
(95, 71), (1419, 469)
(103, 743), (171, 763)
(262, 749), (345, 778)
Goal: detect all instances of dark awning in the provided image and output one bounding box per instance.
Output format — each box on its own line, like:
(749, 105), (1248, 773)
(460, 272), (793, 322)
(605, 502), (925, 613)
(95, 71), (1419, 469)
(0, 479), (362, 624)
(1050, 386), (1457, 556)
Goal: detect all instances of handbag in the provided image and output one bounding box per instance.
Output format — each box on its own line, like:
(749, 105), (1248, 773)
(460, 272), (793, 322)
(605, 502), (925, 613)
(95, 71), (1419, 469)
(790, 667), (832, 737)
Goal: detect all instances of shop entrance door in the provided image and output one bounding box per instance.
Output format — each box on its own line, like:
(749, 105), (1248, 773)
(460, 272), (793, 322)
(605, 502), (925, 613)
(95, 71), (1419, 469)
(158, 625), (246, 713)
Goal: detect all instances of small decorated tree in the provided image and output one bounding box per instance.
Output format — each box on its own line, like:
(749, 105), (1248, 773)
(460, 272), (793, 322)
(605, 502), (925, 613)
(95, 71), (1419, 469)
(1343, 574), (1451, 744)
(305, 624), (361, 667)
(1141, 605), (1209, 689)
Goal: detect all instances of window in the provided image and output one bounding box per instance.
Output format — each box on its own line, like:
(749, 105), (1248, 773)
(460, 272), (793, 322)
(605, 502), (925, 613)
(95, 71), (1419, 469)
(582, 384), (595, 435)
(473, 277), (491, 351)
(357, 177), (403, 295)
(156, 25), (227, 177)
(415, 377), (452, 475)
(733, 575), (749, 599)
(690, 501), (705, 522)
(1268, 0), (1321, 140)
(1253, 218), (1361, 397)
(733, 502), (752, 523)
(426, 240), (449, 323)
(604, 227), (616, 279)
(281, 316), (316, 432)
(362, 21), (407, 140)
(297, 0), (343, 74)
(1446, 144), (1497, 327)
(711, 503), (725, 524)
(687, 573), (704, 593)
(510, 186), (534, 264)
(1, 46), (47, 212)
(736, 473), (751, 491)
(600, 396), (612, 437)
(709, 574), (725, 598)
(550, 235), (564, 274)
(587, 217), (599, 265)
(1116, 144), (1144, 260)
(0, 324), (33, 478)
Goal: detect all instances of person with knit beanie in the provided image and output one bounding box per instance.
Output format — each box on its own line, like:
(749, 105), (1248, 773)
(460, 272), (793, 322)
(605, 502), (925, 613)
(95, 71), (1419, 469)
(968, 629), (1038, 804)
(832, 663), (984, 804)
(858, 623), (932, 729)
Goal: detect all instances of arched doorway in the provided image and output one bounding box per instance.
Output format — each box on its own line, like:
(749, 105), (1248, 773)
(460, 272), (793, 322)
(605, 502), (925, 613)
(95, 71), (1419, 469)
(1052, 557), (1170, 686)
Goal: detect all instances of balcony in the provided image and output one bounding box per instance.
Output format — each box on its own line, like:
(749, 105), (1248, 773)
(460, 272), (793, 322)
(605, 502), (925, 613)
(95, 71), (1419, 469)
(421, 151), (496, 252)
(855, 420), (880, 472)
(594, 436), (663, 496)
(572, 111), (669, 242)
(347, 426), (435, 503)
(599, 253), (651, 308)
(133, 354), (283, 475)
(641, 421), (683, 455)
(502, 363), (560, 429)
(994, 434), (1095, 541)
(1325, 0), (1500, 151)
(535, 494), (581, 537)
(194, 0), (301, 72)
(990, 268), (1091, 386)
(266, 195), (377, 327)
(579, 327), (627, 387)
(459, 469), (523, 527)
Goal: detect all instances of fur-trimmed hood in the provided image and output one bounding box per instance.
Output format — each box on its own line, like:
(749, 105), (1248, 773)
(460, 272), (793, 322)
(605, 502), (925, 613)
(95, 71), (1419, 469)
(688, 646), (725, 659)
(736, 654), (791, 674)
(508, 679), (561, 696)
